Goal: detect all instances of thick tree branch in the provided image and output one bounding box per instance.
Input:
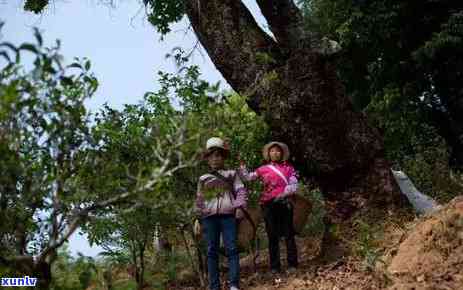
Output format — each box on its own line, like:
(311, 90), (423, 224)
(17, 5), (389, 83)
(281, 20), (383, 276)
(256, 0), (306, 49)
(185, 0), (281, 99)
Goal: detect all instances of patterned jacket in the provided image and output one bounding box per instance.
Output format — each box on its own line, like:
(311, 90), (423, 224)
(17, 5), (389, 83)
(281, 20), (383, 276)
(195, 169), (247, 217)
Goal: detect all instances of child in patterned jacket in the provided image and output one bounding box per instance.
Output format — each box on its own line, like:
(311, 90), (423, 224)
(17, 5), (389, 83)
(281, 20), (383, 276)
(196, 137), (247, 290)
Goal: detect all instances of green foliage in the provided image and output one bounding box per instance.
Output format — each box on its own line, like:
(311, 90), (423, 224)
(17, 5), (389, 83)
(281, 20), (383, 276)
(87, 206), (157, 289)
(300, 0), (463, 199)
(21, 0), (186, 36)
(145, 0), (185, 36)
(352, 220), (384, 272)
(164, 251), (188, 282)
(365, 87), (431, 162)
(50, 246), (97, 290)
(94, 59), (269, 287)
(0, 29), (97, 259)
(302, 0), (463, 169)
(144, 248), (193, 289)
(366, 87), (463, 202)
(1, 30), (200, 290)
(298, 187), (326, 237)
(23, 0), (49, 14)
(143, 58), (269, 208)
(301, 0), (459, 108)
(113, 279), (137, 290)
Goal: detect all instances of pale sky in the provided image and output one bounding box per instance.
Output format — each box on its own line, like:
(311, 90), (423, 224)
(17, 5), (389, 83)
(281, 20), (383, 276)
(0, 0), (227, 111)
(0, 0), (267, 258)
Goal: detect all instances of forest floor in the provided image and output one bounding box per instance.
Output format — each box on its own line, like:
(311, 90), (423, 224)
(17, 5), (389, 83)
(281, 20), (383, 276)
(170, 195), (463, 290)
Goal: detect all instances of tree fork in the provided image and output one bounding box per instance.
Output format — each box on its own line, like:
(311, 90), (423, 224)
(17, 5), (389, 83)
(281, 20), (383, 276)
(185, 0), (406, 219)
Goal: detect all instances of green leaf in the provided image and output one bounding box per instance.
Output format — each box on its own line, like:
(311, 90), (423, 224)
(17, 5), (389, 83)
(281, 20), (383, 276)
(0, 42), (18, 54)
(60, 76), (74, 86)
(19, 43), (39, 54)
(84, 60), (91, 71)
(33, 27), (43, 46)
(67, 62), (82, 69)
(0, 51), (11, 62)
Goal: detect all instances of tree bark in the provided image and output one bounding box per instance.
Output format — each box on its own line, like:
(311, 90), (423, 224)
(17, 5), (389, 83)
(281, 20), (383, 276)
(2, 257), (52, 290)
(33, 261), (52, 290)
(137, 244), (146, 290)
(255, 0), (307, 50)
(185, 0), (406, 221)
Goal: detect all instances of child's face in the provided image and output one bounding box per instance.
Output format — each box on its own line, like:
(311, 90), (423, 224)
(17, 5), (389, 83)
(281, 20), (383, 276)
(207, 149), (225, 170)
(269, 146), (283, 162)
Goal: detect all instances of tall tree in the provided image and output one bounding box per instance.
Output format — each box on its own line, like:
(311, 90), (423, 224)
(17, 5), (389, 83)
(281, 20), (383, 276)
(148, 0), (405, 219)
(24, 1), (405, 221)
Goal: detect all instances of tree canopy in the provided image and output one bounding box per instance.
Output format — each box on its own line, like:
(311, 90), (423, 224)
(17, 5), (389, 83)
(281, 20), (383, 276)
(3, 1), (463, 288)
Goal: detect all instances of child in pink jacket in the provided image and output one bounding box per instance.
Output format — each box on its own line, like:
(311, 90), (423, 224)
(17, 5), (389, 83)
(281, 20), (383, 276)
(240, 141), (298, 274)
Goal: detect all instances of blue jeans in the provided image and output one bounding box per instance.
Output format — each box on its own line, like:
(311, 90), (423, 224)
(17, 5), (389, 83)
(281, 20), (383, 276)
(202, 214), (240, 290)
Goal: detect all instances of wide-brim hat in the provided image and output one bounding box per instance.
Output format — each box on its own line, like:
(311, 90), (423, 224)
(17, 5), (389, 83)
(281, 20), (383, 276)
(202, 137), (230, 159)
(262, 141), (290, 161)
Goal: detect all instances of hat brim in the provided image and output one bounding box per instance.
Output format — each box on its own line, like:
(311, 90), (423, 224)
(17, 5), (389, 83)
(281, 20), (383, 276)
(202, 147), (230, 160)
(262, 141), (290, 161)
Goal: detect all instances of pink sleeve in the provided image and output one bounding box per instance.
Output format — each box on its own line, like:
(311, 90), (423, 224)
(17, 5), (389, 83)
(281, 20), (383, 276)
(283, 166), (298, 196)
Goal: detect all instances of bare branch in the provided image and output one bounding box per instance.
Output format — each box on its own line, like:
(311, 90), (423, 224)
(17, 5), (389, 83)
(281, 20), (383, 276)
(35, 118), (198, 263)
(37, 212), (82, 263)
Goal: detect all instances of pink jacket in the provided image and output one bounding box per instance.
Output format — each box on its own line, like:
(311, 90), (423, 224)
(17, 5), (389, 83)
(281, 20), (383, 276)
(240, 161), (298, 204)
(195, 169), (247, 217)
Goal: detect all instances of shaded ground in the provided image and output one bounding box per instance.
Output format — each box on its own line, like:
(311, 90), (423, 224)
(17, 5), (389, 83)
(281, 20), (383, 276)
(170, 196), (463, 290)
(171, 219), (401, 290)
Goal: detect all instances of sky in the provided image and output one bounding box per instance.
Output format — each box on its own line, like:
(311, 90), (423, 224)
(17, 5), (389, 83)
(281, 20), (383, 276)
(0, 0), (227, 112)
(1, 0), (268, 258)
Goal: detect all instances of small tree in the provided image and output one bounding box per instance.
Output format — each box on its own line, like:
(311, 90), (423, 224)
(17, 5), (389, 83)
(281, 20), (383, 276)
(0, 28), (196, 289)
(91, 206), (156, 290)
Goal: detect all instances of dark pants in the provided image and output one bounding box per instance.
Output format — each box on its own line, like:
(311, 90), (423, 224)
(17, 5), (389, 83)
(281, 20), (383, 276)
(262, 199), (298, 271)
(202, 214), (240, 290)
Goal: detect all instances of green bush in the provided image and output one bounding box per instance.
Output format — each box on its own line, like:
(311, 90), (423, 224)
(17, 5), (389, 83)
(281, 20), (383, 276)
(366, 87), (463, 203)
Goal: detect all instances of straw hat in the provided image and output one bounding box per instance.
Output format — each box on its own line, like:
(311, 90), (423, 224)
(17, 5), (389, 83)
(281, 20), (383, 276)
(203, 137), (230, 158)
(262, 141), (290, 161)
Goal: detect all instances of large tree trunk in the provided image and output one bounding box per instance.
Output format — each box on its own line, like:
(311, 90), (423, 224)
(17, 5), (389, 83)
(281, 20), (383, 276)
(33, 261), (52, 290)
(4, 257), (52, 290)
(185, 0), (406, 221)
(137, 245), (145, 290)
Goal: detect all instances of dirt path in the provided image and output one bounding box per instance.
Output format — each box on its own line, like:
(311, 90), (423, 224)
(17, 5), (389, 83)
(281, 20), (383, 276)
(170, 196), (463, 290)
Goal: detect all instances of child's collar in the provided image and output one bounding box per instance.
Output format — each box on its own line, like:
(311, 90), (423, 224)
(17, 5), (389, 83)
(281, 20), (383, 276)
(269, 160), (286, 165)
